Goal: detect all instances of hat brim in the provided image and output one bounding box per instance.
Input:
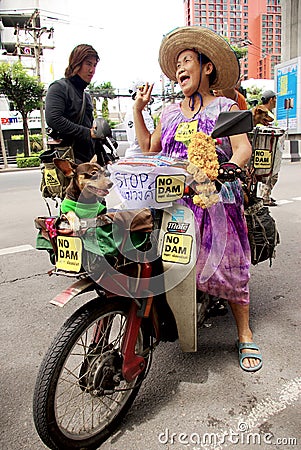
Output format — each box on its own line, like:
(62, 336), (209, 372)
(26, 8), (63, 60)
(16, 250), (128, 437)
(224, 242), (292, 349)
(159, 26), (240, 90)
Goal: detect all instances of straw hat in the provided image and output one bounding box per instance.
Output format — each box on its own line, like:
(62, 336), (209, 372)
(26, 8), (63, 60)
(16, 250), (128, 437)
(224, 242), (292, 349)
(158, 26), (240, 90)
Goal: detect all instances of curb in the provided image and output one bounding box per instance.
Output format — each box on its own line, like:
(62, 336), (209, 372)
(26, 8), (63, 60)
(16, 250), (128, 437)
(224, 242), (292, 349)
(0, 166), (40, 173)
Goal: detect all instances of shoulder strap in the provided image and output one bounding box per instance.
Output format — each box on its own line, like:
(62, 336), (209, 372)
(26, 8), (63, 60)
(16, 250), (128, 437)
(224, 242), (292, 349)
(64, 78), (87, 125)
(77, 91), (86, 125)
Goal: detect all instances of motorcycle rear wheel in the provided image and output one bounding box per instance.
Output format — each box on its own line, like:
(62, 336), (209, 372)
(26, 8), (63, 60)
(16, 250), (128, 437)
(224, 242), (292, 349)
(33, 296), (151, 450)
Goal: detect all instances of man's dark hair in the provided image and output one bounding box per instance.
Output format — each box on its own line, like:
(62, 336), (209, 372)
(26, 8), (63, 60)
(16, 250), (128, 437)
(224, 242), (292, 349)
(65, 44), (99, 78)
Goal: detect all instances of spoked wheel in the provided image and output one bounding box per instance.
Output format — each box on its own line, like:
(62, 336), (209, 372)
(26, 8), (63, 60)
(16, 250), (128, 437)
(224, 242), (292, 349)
(33, 296), (151, 450)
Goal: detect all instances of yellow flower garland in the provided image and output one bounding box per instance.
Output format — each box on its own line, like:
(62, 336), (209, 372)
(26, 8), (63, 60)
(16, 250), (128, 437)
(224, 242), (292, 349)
(186, 131), (220, 208)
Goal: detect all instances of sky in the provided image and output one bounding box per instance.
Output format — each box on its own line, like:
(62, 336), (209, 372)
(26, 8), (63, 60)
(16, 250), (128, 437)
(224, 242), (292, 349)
(43, 0), (184, 94)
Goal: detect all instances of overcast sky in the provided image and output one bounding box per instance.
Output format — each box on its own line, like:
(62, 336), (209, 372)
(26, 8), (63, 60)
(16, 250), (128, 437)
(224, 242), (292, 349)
(46, 0), (184, 93)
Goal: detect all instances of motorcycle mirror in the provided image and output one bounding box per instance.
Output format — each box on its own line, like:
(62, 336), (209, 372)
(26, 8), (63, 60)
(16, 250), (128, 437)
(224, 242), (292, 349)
(92, 117), (113, 140)
(211, 110), (253, 139)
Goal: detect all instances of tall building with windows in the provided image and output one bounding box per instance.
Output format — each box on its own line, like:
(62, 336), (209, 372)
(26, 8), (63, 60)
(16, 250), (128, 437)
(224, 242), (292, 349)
(184, 0), (282, 80)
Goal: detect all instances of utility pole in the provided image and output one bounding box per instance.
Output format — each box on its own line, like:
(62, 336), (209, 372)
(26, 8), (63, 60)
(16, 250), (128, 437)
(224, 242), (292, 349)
(0, 119), (8, 168)
(14, 9), (54, 153)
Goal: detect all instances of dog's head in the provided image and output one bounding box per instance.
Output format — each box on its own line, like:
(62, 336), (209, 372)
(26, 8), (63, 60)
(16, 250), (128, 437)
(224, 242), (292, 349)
(53, 158), (113, 201)
(252, 105), (274, 126)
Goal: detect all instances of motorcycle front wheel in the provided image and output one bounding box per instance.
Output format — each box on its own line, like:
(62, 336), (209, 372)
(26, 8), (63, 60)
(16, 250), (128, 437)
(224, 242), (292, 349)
(33, 296), (151, 450)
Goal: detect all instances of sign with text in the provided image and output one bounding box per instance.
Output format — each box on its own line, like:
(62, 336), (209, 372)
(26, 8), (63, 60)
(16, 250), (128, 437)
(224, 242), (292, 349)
(109, 163), (191, 209)
(253, 149), (272, 169)
(155, 175), (186, 202)
(161, 232), (193, 265)
(56, 236), (82, 272)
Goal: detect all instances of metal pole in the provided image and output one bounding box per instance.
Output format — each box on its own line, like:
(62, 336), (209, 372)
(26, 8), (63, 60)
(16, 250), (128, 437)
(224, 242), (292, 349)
(0, 120), (8, 168)
(32, 11), (48, 152)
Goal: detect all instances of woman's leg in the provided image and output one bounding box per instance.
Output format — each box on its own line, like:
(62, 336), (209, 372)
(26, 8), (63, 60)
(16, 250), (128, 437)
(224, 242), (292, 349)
(229, 302), (261, 369)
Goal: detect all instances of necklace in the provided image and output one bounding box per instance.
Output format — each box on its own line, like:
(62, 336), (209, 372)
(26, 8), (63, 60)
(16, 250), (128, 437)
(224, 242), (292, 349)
(191, 102), (202, 119)
(188, 92), (203, 119)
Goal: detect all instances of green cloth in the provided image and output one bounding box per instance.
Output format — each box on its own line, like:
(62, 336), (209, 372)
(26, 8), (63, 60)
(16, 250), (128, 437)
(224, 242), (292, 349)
(60, 198), (106, 218)
(60, 199), (148, 256)
(82, 225), (148, 257)
(35, 199), (149, 260)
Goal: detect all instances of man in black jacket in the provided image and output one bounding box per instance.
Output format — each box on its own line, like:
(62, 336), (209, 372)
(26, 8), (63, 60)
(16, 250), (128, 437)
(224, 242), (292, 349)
(45, 44), (99, 163)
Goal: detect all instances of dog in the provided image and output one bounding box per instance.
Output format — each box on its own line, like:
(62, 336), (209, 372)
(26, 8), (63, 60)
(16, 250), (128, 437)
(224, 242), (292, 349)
(53, 158), (113, 231)
(252, 105), (274, 127)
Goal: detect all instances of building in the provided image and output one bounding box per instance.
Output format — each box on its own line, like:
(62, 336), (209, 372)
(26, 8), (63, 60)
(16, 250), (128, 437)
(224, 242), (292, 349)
(275, 0), (301, 146)
(183, 0), (282, 80)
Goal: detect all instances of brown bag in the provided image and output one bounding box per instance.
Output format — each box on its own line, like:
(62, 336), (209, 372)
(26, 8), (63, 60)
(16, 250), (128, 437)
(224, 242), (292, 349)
(105, 208), (153, 233)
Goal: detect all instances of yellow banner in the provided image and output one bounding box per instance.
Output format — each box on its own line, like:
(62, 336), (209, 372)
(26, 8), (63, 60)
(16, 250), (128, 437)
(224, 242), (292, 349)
(175, 120), (198, 142)
(56, 236), (82, 272)
(156, 175), (186, 202)
(45, 168), (60, 187)
(161, 233), (192, 265)
(254, 149), (272, 169)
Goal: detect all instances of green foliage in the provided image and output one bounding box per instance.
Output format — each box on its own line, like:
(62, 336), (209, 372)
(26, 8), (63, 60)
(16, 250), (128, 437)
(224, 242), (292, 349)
(246, 85), (263, 108)
(102, 98), (109, 121)
(0, 61), (45, 156)
(0, 62), (44, 115)
(16, 153), (41, 168)
(11, 134), (43, 151)
(89, 81), (116, 120)
(153, 115), (160, 128)
(223, 36), (248, 60)
(231, 45), (247, 60)
(89, 81), (115, 99)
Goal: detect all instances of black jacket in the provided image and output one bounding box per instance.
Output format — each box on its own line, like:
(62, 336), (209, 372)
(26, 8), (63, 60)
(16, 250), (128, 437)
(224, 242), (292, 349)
(45, 75), (95, 162)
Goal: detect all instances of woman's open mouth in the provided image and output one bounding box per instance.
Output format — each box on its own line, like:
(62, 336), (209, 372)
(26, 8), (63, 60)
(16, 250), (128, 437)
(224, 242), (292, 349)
(179, 74), (190, 86)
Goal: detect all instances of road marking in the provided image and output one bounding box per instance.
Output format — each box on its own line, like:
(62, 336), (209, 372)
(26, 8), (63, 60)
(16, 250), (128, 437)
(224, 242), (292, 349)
(0, 244), (34, 256)
(211, 376), (301, 449)
(276, 199), (294, 205)
(292, 197), (301, 201)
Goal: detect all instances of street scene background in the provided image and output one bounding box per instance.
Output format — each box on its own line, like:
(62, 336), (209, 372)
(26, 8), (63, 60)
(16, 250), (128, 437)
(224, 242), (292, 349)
(0, 160), (300, 449)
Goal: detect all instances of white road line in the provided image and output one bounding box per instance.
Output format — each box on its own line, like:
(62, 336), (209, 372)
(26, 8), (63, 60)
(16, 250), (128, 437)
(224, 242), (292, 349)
(292, 197), (301, 201)
(212, 376), (301, 449)
(0, 244), (34, 256)
(276, 199), (294, 205)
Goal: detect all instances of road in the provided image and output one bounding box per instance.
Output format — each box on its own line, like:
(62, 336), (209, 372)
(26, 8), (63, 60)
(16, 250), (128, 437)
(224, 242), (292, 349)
(0, 161), (300, 450)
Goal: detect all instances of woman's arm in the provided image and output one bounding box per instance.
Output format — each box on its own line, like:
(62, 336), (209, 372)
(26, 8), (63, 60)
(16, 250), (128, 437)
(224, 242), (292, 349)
(132, 83), (162, 153)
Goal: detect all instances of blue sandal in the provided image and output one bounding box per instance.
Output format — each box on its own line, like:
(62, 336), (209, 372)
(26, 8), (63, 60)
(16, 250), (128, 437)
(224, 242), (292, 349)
(237, 341), (263, 372)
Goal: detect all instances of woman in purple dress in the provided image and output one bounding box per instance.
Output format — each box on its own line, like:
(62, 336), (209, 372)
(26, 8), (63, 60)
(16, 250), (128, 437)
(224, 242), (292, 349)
(133, 26), (262, 372)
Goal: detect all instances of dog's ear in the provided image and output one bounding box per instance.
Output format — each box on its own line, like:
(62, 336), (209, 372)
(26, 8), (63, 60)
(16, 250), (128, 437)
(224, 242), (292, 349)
(53, 158), (77, 177)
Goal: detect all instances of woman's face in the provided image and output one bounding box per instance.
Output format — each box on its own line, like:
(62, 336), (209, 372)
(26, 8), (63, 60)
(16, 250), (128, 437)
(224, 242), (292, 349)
(176, 50), (200, 97)
(77, 57), (98, 83)
(176, 50), (213, 96)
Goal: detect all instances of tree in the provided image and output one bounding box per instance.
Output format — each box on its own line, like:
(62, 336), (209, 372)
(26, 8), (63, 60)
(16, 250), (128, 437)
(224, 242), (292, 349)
(88, 81), (115, 121)
(246, 85), (263, 108)
(230, 43), (248, 60)
(0, 61), (44, 156)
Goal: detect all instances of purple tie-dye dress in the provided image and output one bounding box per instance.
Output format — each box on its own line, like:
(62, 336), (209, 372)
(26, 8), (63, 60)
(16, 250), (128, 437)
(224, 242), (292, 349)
(160, 97), (251, 305)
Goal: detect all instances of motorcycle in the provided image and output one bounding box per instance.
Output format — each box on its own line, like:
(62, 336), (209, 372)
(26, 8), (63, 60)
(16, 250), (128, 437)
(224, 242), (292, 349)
(33, 111), (254, 450)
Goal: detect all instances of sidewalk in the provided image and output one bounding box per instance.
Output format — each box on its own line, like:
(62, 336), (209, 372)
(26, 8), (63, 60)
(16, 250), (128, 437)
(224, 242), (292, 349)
(0, 164), (40, 173)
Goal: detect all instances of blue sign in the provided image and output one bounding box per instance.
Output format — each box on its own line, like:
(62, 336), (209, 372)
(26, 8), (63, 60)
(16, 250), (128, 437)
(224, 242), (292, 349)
(276, 62), (298, 129)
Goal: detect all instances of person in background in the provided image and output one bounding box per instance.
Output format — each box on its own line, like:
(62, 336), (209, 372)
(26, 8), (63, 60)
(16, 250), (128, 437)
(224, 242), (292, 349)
(261, 90), (277, 120)
(133, 26), (262, 372)
(260, 90), (280, 206)
(124, 81), (154, 158)
(45, 44), (99, 163)
(214, 82), (248, 110)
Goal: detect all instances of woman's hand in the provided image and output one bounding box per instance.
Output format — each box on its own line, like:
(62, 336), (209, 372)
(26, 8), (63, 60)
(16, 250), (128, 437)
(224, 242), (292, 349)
(133, 82), (154, 112)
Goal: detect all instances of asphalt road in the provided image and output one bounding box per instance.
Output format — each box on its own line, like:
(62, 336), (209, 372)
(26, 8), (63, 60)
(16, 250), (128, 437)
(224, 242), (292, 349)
(0, 161), (300, 450)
